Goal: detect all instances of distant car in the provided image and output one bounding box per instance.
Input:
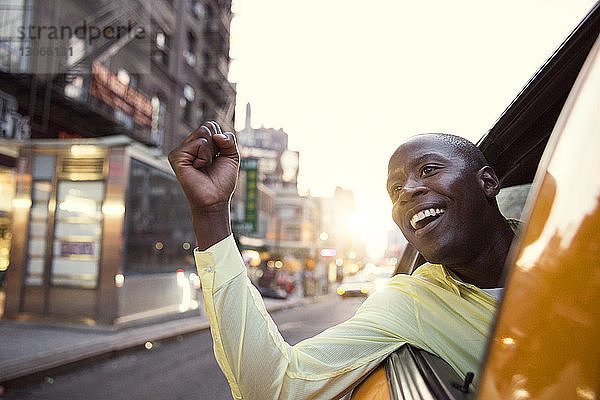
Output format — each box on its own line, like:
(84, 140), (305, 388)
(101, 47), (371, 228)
(346, 4), (600, 399)
(336, 278), (374, 297)
(259, 286), (288, 299)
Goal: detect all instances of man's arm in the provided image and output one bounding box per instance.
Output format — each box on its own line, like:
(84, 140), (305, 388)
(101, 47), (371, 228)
(168, 121), (238, 250)
(168, 122), (398, 399)
(194, 234), (403, 400)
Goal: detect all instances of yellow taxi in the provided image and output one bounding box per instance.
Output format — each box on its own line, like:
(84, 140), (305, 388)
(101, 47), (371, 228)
(348, 3), (600, 399)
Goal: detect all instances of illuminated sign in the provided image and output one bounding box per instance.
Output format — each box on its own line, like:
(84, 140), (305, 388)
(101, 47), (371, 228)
(320, 249), (337, 257)
(235, 158), (259, 234)
(90, 61), (152, 127)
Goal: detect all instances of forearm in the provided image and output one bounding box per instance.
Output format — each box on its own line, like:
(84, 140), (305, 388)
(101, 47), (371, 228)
(191, 202), (231, 251)
(215, 275), (394, 399)
(168, 122), (239, 251)
(195, 236), (401, 399)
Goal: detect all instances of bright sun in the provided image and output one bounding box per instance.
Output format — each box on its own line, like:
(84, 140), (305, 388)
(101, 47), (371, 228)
(347, 213), (372, 240)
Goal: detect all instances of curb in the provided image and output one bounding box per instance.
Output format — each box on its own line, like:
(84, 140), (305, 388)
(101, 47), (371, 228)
(0, 294), (332, 386)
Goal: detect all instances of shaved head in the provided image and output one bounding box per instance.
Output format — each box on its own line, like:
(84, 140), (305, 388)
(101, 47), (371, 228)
(410, 133), (488, 172)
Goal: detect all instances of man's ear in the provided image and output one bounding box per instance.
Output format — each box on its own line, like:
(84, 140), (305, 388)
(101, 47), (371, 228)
(477, 166), (501, 198)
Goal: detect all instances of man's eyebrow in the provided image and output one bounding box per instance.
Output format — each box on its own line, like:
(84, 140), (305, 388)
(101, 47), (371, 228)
(410, 153), (448, 166)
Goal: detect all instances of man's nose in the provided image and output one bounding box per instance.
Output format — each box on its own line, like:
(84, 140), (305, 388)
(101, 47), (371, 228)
(398, 178), (428, 202)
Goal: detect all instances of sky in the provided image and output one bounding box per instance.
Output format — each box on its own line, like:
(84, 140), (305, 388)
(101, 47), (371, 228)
(228, 0), (598, 257)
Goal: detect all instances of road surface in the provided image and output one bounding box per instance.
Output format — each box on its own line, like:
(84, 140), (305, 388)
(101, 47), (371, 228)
(5, 296), (366, 399)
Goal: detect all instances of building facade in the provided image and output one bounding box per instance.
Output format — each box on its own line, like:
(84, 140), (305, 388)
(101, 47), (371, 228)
(0, 0), (236, 324)
(233, 103), (328, 295)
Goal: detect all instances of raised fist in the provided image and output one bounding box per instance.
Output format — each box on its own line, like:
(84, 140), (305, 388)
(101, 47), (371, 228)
(168, 121), (239, 214)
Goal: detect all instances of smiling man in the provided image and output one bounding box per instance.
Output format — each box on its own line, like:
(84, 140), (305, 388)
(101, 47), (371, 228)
(387, 134), (515, 289)
(169, 123), (516, 400)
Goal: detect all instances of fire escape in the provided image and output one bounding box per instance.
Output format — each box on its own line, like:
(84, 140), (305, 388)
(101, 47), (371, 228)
(0, 1), (151, 140)
(201, 0), (236, 129)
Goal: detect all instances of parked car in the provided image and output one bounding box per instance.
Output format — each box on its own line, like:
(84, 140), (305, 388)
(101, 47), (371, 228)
(259, 286), (289, 300)
(347, 3), (600, 399)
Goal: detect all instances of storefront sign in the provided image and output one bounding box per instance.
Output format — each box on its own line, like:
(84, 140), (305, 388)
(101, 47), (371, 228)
(60, 241), (95, 256)
(90, 61), (152, 128)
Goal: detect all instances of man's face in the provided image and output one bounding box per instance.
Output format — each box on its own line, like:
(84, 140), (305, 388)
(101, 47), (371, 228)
(386, 136), (491, 264)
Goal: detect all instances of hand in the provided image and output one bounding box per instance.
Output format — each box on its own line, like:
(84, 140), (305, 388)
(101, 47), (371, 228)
(168, 121), (239, 249)
(169, 121), (239, 211)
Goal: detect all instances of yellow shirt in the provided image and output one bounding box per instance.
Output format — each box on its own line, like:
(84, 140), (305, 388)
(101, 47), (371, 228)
(195, 235), (498, 400)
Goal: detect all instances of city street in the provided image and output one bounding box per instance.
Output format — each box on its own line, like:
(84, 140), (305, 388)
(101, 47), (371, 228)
(3, 296), (365, 400)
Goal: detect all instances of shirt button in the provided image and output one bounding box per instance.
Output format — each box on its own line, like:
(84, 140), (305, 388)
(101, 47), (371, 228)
(206, 266), (213, 272)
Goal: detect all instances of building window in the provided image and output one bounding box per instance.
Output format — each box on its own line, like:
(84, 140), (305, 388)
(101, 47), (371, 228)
(117, 68), (130, 86)
(151, 95), (166, 148)
(190, 0), (205, 19)
(154, 30), (170, 66)
(156, 32), (167, 49)
(0, 4), (27, 71)
(204, 5), (213, 31)
(183, 31), (196, 67)
(123, 159), (195, 274)
(182, 84), (195, 123)
(117, 68), (137, 88)
(51, 180), (104, 288)
(203, 51), (212, 73)
(113, 68), (135, 128)
(119, 68), (137, 88)
(115, 109), (134, 130)
(64, 75), (85, 100)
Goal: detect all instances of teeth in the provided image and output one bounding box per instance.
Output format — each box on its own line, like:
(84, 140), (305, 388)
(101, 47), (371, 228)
(410, 208), (445, 229)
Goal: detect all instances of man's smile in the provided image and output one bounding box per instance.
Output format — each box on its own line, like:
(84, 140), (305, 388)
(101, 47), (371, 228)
(409, 207), (446, 230)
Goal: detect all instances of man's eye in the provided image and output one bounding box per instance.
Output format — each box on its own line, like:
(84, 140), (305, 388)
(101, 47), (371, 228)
(421, 166), (437, 176)
(390, 185), (403, 201)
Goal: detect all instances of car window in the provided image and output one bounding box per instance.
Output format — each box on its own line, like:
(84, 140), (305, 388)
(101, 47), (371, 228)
(497, 183), (531, 220)
(342, 275), (367, 283)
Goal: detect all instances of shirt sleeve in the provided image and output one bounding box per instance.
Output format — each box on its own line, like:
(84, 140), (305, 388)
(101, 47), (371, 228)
(195, 235), (419, 400)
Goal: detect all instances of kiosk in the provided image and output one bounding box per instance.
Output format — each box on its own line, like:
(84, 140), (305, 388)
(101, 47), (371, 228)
(4, 136), (200, 325)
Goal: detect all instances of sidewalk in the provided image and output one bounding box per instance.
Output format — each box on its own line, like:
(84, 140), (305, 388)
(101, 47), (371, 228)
(0, 294), (330, 386)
